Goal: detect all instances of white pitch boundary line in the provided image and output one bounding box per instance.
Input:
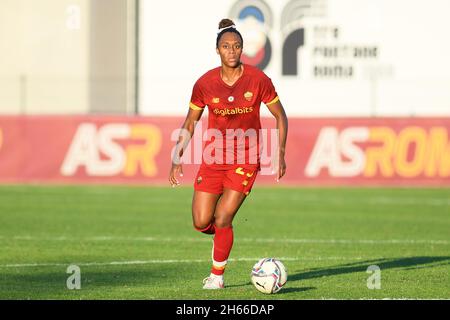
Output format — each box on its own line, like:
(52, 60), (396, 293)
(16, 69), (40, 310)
(241, 238), (450, 245)
(1, 236), (449, 245)
(251, 193), (450, 206)
(289, 195), (450, 206)
(0, 256), (364, 268)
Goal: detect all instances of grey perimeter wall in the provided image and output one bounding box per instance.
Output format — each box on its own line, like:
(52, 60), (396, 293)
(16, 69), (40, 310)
(89, 0), (137, 114)
(0, 0), (137, 115)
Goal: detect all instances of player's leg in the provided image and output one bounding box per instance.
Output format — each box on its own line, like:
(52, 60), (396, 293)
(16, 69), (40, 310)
(203, 188), (246, 289)
(204, 165), (259, 289)
(201, 165), (258, 289)
(214, 188), (247, 228)
(192, 190), (220, 234)
(210, 188), (246, 272)
(192, 166), (224, 234)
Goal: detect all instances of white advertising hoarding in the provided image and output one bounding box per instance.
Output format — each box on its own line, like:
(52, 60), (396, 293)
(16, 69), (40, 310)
(139, 0), (450, 116)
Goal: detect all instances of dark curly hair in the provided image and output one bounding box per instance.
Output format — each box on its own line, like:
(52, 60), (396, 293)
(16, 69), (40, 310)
(216, 18), (244, 48)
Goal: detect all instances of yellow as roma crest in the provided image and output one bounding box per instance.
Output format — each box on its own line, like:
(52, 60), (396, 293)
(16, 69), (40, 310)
(244, 91), (253, 101)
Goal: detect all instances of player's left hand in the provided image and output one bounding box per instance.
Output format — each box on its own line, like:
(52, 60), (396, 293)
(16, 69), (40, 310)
(169, 163), (183, 187)
(277, 156), (286, 182)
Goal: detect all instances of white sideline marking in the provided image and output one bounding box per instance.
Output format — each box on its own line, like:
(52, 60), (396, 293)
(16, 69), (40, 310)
(0, 256), (363, 268)
(300, 195), (450, 206)
(1, 235), (449, 245)
(242, 238), (450, 245)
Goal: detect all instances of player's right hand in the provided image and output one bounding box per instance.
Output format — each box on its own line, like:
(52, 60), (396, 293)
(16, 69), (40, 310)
(169, 163), (183, 187)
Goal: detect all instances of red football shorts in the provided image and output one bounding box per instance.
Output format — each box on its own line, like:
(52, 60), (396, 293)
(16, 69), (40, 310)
(194, 165), (259, 196)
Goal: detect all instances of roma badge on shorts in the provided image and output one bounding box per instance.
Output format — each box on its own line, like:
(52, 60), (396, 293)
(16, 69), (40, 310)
(197, 176), (203, 184)
(244, 91), (253, 101)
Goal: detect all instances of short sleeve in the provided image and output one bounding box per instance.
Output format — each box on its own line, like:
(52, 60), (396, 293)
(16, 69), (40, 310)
(260, 73), (279, 106)
(189, 80), (206, 111)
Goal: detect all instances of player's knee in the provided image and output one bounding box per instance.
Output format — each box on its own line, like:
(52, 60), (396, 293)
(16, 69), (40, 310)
(192, 212), (212, 231)
(214, 215), (233, 229)
(193, 220), (210, 231)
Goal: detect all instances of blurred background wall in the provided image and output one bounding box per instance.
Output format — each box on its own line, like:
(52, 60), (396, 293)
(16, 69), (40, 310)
(1, 0), (449, 117)
(140, 0), (450, 117)
(0, 0), (449, 185)
(0, 0), (136, 115)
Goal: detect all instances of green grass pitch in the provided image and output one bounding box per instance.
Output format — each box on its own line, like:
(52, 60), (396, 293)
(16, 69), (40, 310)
(0, 185), (449, 299)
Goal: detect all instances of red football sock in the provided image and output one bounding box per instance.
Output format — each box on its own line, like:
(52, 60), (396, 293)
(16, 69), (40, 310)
(211, 226), (234, 275)
(194, 223), (216, 235)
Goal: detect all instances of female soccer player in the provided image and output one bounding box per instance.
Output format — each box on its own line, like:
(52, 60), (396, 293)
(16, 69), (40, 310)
(169, 19), (288, 289)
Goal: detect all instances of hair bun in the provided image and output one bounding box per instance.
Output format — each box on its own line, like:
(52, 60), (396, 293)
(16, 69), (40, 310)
(218, 19), (235, 29)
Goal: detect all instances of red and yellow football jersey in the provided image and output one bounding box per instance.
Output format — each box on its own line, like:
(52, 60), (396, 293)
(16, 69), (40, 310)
(189, 64), (279, 168)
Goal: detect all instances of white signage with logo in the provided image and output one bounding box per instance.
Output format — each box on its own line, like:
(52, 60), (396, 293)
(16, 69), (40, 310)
(139, 0), (450, 117)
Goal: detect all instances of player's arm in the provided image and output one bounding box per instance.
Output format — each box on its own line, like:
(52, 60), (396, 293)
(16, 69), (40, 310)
(266, 100), (288, 181)
(169, 107), (204, 187)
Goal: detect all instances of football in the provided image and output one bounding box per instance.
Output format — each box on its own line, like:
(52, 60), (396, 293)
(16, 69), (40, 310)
(251, 258), (287, 294)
